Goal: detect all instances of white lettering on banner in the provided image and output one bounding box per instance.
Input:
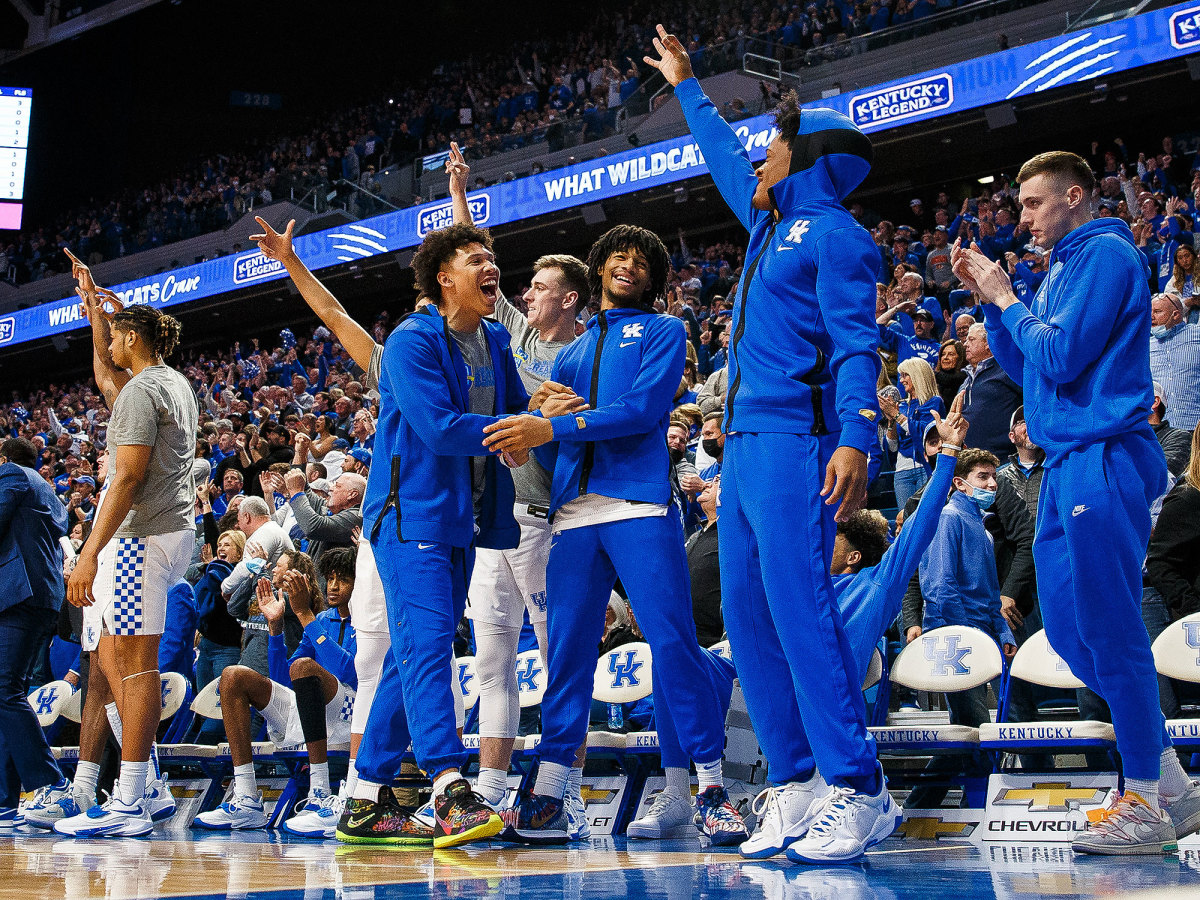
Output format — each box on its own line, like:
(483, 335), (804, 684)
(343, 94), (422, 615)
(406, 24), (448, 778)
(542, 141), (718, 203)
(416, 195), (490, 237)
(1172, 6), (1200, 48)
(851, 74), (954, 127)
(233, 252), (285, 284)
(0, 316), (13, 344)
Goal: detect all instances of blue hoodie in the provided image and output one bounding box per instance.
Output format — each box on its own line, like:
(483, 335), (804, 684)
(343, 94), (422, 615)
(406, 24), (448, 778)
(546, 307), (685, 516)
(675, 79), (881, 453)
(362, 306), (530, 550)
(268, 608), (357, 689)
(983, 218), (1155, 467)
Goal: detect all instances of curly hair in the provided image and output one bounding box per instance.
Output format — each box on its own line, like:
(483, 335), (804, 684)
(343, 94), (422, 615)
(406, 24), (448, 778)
(585, 225), (668, 309)
(112, 304), (181, 358)
(837, 509), (890, 569)
(773, 89), (803, 149)
(411, 223), (494, 302)
(955, 447), (1000, 479)
(318, 546), (357, 584)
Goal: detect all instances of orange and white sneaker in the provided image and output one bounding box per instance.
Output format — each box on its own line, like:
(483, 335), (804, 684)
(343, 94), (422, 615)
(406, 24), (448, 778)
(1071, 792), (1177, 856)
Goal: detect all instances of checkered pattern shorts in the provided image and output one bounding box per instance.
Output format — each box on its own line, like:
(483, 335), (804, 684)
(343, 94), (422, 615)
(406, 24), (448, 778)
(88, 529), (193, 646)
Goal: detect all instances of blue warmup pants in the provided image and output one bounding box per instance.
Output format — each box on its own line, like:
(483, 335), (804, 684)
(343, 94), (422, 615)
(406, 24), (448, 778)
(719, 432), (878, 790)
(538, 513), (728, 769)
(356, 529), (474, 782)
(655, 651), (736, 769)
(0, 604), (64, 806)
(1035, 431), (1170, 781)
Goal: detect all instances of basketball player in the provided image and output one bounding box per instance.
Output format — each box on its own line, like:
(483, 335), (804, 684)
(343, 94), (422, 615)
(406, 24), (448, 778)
(59, 280), (196, 837)
(953, 151), (1200, 855)
(644, 27), (899, 862)
(482, 225), (748, 846)
(446, 143), (591, 836)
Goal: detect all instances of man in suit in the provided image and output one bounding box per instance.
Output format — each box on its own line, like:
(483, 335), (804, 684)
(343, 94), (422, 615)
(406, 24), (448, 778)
(0, 437), (71, 825)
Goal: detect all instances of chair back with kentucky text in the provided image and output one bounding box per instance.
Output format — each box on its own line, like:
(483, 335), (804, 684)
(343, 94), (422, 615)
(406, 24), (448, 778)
(870, 625), (1004, 754)
(1152, 611), (1200, 748)
(515, 649), (547, 709)
(591, 642), (653, 752)
(979, 628), (1115, 762)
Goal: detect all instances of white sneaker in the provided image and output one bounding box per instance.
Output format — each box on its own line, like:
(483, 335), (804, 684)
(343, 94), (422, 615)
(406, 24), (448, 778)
(1163, 780), (1200, 839)
(626, 791), (696, 840)
(21, 780), (82, 829)
(564, 788), (591, 841)
(0, 806), (17, 828)
(740, 773), (832, 859)
(283, 792), (344, 838)
(53, 795), (154, 838)
(785, 769), (901, 864)
(144, 778), (176, 823)
(411, 798), (436, 830)
(194, 793), (269, 830)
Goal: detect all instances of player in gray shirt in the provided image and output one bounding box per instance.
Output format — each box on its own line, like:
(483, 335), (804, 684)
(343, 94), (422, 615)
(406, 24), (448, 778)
(63, 285), (198, 837)
(445, 143), (594, 835)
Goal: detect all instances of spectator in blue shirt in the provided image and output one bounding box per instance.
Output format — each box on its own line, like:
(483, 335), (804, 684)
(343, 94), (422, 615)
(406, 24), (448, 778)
(879, 358), (944, 508)
(878, 304), (941, 375)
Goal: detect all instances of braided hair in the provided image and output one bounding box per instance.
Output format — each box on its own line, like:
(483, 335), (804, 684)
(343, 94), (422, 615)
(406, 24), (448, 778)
(111, 305), (182, 359)
(585, 224), (669, 310)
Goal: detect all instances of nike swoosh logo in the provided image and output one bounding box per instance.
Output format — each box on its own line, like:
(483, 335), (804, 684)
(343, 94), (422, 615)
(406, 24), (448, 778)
(345, 814), (374, 830)
(620, 341), (636, 348)
(777, 246), (796, 251)
(418, 543), (436, 550)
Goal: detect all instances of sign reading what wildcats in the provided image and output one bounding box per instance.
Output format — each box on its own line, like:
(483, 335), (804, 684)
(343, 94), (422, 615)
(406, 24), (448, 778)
(5, 1), (1198, 351)
(982, 774), (1117, 843)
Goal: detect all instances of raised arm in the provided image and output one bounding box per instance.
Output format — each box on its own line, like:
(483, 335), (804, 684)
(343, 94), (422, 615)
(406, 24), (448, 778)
(67, 251), (130, 407)
(250, 217), (377, 370)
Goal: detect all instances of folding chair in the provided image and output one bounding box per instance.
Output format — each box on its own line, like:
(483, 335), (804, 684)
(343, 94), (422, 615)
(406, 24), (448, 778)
(1152, 611), (1200, 751)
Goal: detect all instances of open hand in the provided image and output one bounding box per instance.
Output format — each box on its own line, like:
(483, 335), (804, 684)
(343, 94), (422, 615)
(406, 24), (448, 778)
(643, 24), (694, 87)
(446, 142), (470, 196)
(258, 577), (286, 630)
(541, 392), (589, 418)
(932, 390), (969, 447)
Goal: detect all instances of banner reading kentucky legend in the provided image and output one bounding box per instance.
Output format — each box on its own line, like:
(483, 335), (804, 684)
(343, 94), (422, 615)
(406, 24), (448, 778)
(2, 0), (1198, 351)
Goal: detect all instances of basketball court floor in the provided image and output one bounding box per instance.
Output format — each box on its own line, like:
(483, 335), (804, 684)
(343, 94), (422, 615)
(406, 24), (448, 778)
(4, 831), (1200, 900)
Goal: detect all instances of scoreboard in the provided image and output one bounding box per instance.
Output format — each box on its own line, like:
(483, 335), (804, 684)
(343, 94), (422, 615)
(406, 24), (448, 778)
(0, 86), (31, 231)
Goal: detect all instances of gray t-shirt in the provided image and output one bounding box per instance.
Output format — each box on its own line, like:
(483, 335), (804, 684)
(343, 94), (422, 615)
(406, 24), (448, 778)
(365, 343), (383, 394)
(493, 293), (574, 506)
(450, 324), (496, 516)
(107, 364), (198, 537)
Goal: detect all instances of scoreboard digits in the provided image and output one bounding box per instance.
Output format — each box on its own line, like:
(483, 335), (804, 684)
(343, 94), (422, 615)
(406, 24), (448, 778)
(0, 86), (31, 229)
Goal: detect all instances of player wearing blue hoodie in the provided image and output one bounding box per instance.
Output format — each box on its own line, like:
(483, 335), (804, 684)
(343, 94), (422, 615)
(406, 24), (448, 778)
(482, 225), (749, 847)
(344, 223), (532, 850)
(643, 26), (897, 863)
(956, 151), (1200, 855)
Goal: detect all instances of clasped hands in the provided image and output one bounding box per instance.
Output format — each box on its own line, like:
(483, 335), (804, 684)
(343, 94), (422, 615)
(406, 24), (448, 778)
(481, 380), (589, 459)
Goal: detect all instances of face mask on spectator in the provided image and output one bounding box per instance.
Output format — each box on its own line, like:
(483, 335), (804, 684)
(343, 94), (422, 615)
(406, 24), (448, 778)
(701, 438), (721, 459)
(970, 487), (996, 510)
(1151, 324), (1170, 339)
(669, 447), (685, 465)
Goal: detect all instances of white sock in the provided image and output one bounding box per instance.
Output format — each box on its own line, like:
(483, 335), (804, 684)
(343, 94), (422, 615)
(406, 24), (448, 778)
(696, 759), (724, 792)
(664, 766), (691, 799)
(566, 766), (583, 798)
(476, 767), (508, 807)
(309, 762), (330, 796)
(116, 760), (149, 806)
(74, 761), (101, 807)
(1160, 748), (1192, 801)
(104, 702), (123, 746)
(342, 759), (358, 798)
(352, 777), (383, 803)
(533, 761), (570, 800)
(1125, 777), (1160, 811)
(432, 770), (461, 800)
(233, 763), (257, 799)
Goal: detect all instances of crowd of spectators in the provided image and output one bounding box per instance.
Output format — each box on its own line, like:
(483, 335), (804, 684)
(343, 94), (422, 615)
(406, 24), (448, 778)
(2, 0), (1037, 289)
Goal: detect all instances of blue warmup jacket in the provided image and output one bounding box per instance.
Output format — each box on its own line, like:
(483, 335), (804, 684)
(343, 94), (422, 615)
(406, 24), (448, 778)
(362, 306), (530, 550)
(919, 490), (1016, 647)
(984, 218), (1155, 468)
(675, 78), (881, 453)
(895, 395), (944, 473)
(267, 608), (357, 689)
(834, 451), (957, 679)
(546, 307), (685, 515)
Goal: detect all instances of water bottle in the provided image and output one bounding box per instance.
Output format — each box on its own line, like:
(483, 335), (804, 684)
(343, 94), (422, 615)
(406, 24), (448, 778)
(607, 702), (624, 732)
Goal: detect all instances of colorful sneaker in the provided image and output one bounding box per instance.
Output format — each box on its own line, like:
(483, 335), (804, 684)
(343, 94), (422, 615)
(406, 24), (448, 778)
(411, 798), (436, 830)
(285, 792), (345, 838)
(564, 787), (591, 841)
(694, 785), (749, 846)
(785, 770), (901, 864)
(434, 779), (504, 848)
(1071, 792), (1178, 856)
(21, 780), (81, 830)
(1163, 781), (1200, 839)
(498, 790), (569, 846)
(144, 778), (176, 823)
(741, 774), (832, 859)
(627, 791), (696, 840)
(194, 793), (269, 830)
(336, 787), (433, 845)
(57, 796), (154, 838)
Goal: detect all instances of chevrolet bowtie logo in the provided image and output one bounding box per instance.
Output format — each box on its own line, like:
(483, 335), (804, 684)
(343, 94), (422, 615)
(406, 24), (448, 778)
(896, 817), (976, 840)
(993, 782), (1107, 811)
(579, 786), (618, 804)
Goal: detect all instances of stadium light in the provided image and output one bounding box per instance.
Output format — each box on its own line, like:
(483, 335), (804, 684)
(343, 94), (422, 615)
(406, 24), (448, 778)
(977, 175), (995, 185)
